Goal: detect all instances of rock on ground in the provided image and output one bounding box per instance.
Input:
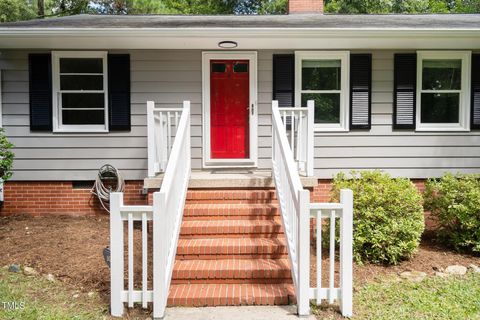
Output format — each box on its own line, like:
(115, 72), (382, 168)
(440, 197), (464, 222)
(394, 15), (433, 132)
(445, 265), (467, 275)
(399, 271), (427, 282)
(468, 264), (480, 273)
(8, 264), (20, 273)
(23, 266), (38, 275)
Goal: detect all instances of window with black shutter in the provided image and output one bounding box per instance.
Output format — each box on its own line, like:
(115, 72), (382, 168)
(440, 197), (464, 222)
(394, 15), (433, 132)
(273, 54), (295, 108)
(29, 54), (53, 131)
(350, 54), (372, 129)
(393, 53), (417, 129)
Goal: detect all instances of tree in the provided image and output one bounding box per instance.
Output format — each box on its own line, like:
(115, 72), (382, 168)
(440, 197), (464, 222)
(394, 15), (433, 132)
(46, 0), (92, 16)
(0, 0), (36, 23)
(236, 0), (288, 14)
(324, 0), (480, 13)
(161, 0), (237, 14)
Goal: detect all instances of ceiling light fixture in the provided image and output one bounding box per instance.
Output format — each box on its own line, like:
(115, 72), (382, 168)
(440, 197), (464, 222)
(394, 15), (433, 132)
(218, 41), (238, 49)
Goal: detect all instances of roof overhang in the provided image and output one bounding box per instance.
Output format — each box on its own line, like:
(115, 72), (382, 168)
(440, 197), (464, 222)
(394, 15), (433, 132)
(0, 28), (479, 50)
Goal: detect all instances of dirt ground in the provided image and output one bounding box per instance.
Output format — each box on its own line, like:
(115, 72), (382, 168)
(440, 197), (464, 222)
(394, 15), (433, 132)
(1, 215), (479, 317)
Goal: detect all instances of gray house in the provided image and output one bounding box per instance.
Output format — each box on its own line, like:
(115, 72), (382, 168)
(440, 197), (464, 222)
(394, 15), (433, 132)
(0, 0), (479, 316)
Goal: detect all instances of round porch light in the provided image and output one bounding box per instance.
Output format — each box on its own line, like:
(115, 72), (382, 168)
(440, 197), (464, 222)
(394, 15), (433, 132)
(218, 41), (238, 49)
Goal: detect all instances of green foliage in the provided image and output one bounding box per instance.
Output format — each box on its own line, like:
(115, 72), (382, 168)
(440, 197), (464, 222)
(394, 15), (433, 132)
(0, 0), (36, 23)
(424, 173), (480, 253)
(332, 170), (424, 265)
(0, 268), (106, 319)
(324, 0), (480, 13)
(161, 0), (237, 14)
(0, 129), (14, 182)
(354, 273), (480, 320)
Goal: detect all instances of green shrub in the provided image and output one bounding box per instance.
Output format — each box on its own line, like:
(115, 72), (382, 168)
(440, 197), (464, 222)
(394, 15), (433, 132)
(0, 128), (14, 182)
(424, 173), (480, 253)
(332, 170), (424, 265)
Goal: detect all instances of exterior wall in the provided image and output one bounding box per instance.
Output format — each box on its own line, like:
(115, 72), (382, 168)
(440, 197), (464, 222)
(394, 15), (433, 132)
(1, 49), (479, 182)
(0, 180), (145, 216)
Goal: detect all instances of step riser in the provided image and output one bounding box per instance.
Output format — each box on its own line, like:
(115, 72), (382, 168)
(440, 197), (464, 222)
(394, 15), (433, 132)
(176, 254), (289, 260)
(171, 279), (293, 284)
(167, 284), (295, 307)
(182, 215), (280, 221)
(180, 226), (283, 237)
(187, 191), (277, 202)
(184, 209), (279, 217)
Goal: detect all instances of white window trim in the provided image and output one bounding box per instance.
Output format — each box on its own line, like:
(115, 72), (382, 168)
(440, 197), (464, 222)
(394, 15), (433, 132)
(416, 51), (471, 132)
(52, 51), (109, 133)
(295, 51), (350, 132)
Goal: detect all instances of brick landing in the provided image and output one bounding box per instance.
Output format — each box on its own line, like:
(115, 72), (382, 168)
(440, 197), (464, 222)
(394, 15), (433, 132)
(168, 189), (295, 307)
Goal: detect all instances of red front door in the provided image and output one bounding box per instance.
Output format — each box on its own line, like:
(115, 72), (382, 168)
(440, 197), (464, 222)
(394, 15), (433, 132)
(210, 60), (250, 159)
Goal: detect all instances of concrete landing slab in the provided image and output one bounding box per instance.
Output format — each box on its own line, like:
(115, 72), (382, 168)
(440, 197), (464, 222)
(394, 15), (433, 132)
(144, 170), (318, 189)
(163, 305), (316, 320)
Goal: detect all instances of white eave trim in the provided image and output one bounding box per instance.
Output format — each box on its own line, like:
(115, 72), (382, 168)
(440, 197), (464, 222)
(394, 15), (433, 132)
(0, 28), (479, 50)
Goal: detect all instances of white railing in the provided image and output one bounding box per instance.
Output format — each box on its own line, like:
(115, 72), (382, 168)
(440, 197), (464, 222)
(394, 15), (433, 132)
(310, 191), (353, 317)
(110, 101), (191, 319)
(272, 100), (353, 317)
(147, 101), (186, 177)
(277, 101), (314, 177)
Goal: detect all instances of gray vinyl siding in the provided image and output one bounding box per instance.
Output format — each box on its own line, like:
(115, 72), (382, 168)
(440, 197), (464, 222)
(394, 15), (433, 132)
(1, 49), (479, 181)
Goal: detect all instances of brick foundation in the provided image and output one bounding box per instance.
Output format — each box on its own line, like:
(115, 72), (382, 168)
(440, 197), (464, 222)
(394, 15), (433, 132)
(310, 179), (427, 203)
(0, 181), (146, 216)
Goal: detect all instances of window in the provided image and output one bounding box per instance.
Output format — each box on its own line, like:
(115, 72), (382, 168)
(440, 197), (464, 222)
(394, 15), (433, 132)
(416, 51), (471, 131)
(295, 51), (349, 131)
(52, 51), (108, 132)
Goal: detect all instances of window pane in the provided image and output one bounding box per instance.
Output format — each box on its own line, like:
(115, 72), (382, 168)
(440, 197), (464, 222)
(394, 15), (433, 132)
(60, 75), (103, 90)
(60, 58), (103, 73)
(62, 93), (104, 109)
(211, 63), (226, 73)
(421, 93), (459, 123)
(62, 110), (105, 125)
(233, 63), (248, 73)
(302, 59), (341, 90)
(302, 93), (340, 124)
(422, 59), (461, 90)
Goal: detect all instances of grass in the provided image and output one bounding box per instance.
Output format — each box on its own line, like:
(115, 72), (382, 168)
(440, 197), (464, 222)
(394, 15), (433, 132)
(0, 267), (107, 320)
(1, 266), (480, 320)
(354, 273), (480, 320)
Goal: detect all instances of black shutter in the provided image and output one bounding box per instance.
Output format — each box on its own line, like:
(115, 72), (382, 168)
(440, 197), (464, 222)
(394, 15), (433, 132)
(350, 54), (372, 129)
(393, 53), (417, 129)
(29, 54), (52, 131)
(471, 53), (480, 130)
(273, 54), (295, 107)
(108, 54), (131, 131)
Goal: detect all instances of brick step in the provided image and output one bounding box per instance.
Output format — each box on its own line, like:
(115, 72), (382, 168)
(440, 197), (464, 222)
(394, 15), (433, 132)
(172, 259), (291, 281)
(167, 283), (295, 307)
(187, 190), (277, 204)
(176, 238), (288, 259)
(183, 203), (279, 220)
(180, 220), (284, 237)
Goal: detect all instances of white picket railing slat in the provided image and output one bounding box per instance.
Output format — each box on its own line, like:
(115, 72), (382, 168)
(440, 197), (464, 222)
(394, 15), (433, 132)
(111, 101), (191, 318)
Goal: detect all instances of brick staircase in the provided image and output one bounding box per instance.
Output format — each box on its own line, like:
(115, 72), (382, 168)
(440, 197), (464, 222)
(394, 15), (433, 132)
(167, 189), (295, 307)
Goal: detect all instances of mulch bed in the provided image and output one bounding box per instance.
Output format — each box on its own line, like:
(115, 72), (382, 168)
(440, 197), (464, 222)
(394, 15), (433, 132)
(1, 215), (479, 309)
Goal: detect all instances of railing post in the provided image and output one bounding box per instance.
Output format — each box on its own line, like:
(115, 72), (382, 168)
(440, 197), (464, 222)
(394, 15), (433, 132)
(340, 189), (353, 317)
(153, 191), (167, 319)
(306, 100), (315, 177)
(147, 101), (156, 178)
(297, 189), (311, 316)
(183, 100), (191, 164)
(110, 192), (124, 317)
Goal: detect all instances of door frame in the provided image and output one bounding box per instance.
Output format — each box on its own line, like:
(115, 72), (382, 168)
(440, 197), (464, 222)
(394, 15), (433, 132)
(202, 51), (258, 168)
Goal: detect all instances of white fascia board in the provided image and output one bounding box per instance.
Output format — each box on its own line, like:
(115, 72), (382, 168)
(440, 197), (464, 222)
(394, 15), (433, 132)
(0, 28), (479, 50)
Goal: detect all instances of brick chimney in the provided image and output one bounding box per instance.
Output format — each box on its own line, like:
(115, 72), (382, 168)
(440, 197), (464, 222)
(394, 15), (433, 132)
(288, 0), (323, 14)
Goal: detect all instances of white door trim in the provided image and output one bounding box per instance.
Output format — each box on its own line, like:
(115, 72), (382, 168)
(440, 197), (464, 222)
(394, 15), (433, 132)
(202, 51), (258, 168)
